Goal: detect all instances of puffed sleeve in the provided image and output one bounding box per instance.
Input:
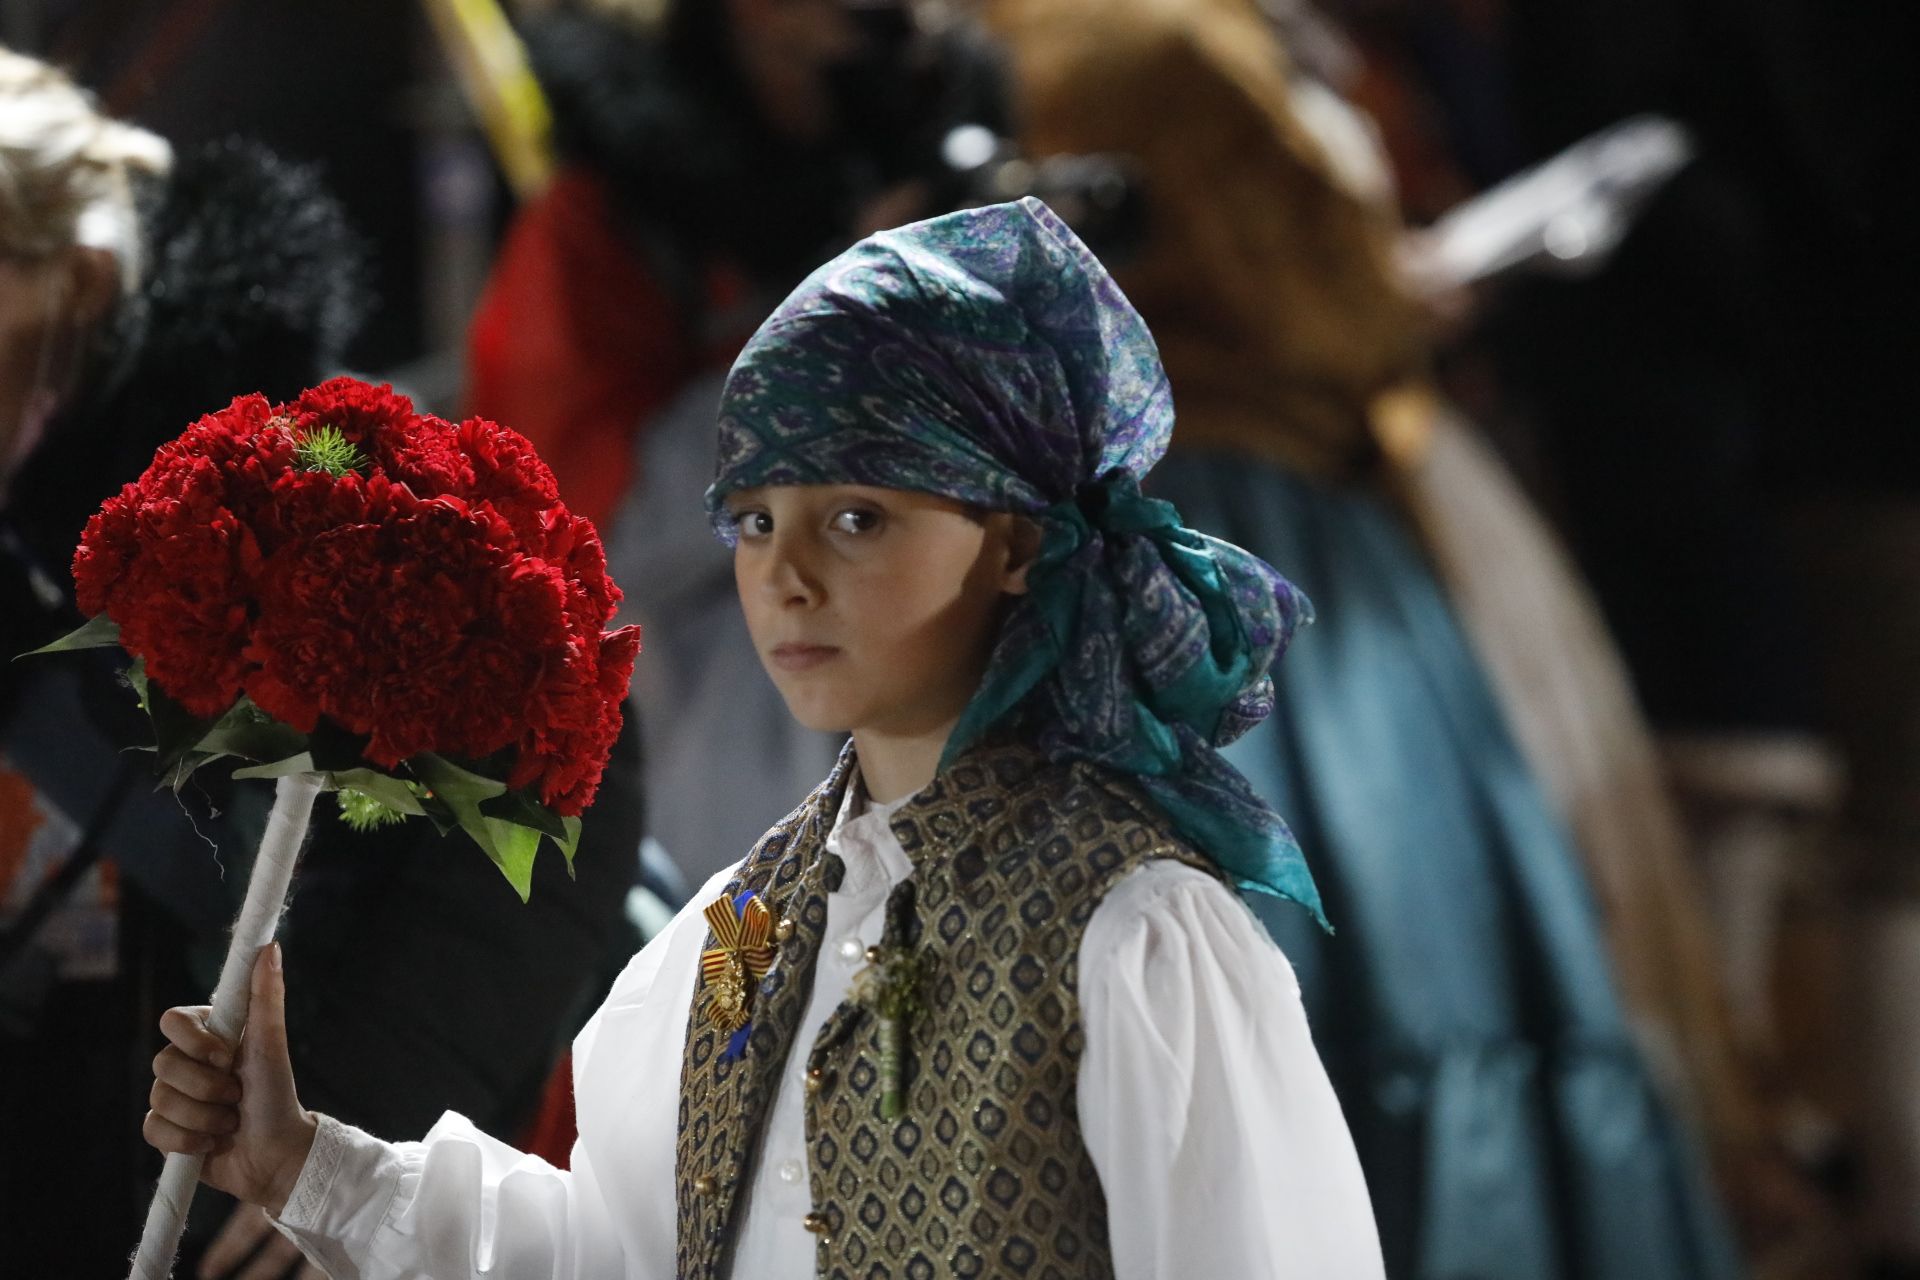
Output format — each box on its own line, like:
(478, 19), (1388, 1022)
(271, 865), (738, 1278)
(1077, 860), (1386, 1279)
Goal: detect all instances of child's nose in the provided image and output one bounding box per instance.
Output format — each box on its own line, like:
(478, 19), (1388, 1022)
(762, 533), (824, 607)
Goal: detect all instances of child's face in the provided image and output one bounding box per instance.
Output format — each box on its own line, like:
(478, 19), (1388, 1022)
(725, 484), (1034, 740)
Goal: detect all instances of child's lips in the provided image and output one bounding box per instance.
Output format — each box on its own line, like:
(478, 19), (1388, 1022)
(769, 643), (841, 673)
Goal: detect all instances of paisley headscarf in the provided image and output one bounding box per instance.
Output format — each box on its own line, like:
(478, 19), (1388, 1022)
(706, 197), (1324, 923)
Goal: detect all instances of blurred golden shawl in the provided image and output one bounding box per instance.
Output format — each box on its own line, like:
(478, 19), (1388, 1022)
(989, 0), (1429, 481)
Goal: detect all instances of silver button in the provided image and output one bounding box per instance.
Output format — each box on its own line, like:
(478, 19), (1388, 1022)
(835, 935), (865, 963)
(778, 1160), (804, 1184)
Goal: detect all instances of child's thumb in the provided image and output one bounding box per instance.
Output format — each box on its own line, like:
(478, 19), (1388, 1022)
(240, 943), (298, 1103)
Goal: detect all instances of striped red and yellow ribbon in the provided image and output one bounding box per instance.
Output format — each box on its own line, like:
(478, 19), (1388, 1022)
(700, 894), (776, 988)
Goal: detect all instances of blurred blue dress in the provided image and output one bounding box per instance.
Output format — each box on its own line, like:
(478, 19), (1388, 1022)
(1151, 450), (1741, 1279)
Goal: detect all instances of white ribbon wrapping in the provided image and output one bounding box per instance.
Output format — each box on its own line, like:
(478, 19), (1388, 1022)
(127, 771), (321, 1280)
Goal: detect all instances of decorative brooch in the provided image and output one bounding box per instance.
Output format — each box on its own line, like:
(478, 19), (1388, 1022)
(849, 943), (937, 1120)
(701, 890), (776, 1060)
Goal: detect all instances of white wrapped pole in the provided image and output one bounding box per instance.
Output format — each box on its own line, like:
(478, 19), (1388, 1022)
(128, 771), (322, 1280)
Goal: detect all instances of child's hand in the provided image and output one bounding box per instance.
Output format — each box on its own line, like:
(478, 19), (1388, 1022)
(143, 943), (318, 1216)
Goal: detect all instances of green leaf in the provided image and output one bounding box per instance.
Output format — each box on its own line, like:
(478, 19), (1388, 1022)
(416, 793), (458, 836)
(122, 663), (211, 798)
(479, 790), (583, 881)
(148, 683), (219, 787)
(413, 755), (537, 900)
(411, 754), (508, 806)
(231, 753), (317, 780)
(325, 768), (426, 817)
(476, 816), (540, 902)
(16, 613), (121, 659)
(157, 750), (222, 793)
(193, 700), (308, 764)
(478, 789), (566, 840)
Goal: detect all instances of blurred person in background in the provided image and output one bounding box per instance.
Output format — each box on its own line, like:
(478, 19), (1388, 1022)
(0, 47), (212, 1272)
(983, 1), (1753, 1275)
(472, 0), (1013, 884)
(0, 46), (643, 1277)
(468, 0), (1010, 531)
(1321, 0), (1906, 1269)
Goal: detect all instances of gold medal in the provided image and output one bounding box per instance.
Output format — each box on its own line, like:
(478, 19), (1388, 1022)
(700, 894), (775, 1035)
(705, 953), (751, 1032)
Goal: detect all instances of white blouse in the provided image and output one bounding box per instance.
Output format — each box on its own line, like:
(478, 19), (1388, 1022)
(273, 786), (1383, 1279)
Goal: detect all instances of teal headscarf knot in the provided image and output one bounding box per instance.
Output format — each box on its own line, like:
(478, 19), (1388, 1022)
(1059, 469), (1181, 537)
(993, 469), (1271, 759)
(944, 465), (1325, 926)
(707, 198), (1327, 927)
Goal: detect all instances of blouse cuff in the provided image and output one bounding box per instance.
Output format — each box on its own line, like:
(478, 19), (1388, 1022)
(272, 1112), (416, 1278)
(281, 1111), (351, 1226)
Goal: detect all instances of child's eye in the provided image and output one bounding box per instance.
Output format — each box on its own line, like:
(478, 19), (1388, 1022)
(829, 507), (880, 535)
(733, 510), (773, 540)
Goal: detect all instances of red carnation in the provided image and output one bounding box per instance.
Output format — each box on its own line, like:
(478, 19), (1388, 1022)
(539, 509), (621, 628)
(373, 412), (474, 502)
(510, 624), (641, 815)
(284, 377), (416, 449)
(143, 395), (291, 525)
(112, 497), (263, 718)
(457, 416), (563, 543)
(72, 483), (143, 616)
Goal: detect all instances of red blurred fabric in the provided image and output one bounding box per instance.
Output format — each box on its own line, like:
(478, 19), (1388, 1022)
(474, 173), (757, 1168)
(519, 1048), (579, 1168)
(464, 171), (692, 527)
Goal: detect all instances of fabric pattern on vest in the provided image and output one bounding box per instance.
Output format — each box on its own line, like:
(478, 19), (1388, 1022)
(675, 743), (858, 1279)
(675, 738), (1222, 1279)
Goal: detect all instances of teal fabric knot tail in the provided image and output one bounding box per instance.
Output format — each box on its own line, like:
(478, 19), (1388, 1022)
(707, 197), (1326, 927)
(947, 470), (1327, 927)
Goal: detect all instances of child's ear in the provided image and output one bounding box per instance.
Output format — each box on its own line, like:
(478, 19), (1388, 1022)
(998, 515), (1045, 596)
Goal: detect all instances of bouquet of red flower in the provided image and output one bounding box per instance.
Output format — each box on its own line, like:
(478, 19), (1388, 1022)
(30, 377), (639, 1276)
(42, 376), (639, 892)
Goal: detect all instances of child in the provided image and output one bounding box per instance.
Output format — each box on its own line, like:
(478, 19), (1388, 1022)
(145, 198), (1384, 1278)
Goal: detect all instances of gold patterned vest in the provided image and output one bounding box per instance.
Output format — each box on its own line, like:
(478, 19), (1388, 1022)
(674, 738), (1222, 1279)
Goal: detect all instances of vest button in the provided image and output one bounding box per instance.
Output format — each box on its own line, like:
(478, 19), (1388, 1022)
(805, 1066), (829, 1093)
(775, 917), (795, 943)
(802, 1212), (831, 1237)
(694, 1174), (718, 1197)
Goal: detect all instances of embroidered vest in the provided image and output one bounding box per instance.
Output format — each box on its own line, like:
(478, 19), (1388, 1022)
(674, 739), (1221, 1279)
